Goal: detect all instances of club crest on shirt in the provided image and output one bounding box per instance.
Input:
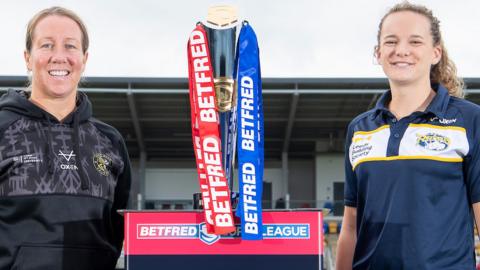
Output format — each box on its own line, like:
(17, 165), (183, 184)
(416, 133), (450, 151)
(93, 153), (113, 176)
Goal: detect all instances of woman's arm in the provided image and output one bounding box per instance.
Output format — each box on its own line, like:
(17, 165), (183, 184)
(336, 206), (357, 270)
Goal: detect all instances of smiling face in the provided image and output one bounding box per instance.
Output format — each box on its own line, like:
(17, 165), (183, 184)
(376, 11), (441, 87)
(24, 15), (88, 99)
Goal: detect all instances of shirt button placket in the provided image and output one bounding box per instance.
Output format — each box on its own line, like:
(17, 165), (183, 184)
(391, 117), (400, 138)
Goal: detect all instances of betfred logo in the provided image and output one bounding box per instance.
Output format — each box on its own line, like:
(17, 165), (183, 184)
(137, 224), (197, 239)
(136, 223), (220, 244)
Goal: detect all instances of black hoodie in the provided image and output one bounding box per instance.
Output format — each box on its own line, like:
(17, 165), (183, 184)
(0, 89), (131, 270)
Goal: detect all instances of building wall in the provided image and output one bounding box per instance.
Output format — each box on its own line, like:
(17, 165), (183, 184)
(288, 159), (315, 208)
(145, 168), (199, 200)
(143, 167), (284, 204)
(128, 155), (345, 211)
(315, 154), (345, 208)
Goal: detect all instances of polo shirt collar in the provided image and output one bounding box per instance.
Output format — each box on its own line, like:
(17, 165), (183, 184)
(425, 84), (450, 118)
(371, 84), (450, 120)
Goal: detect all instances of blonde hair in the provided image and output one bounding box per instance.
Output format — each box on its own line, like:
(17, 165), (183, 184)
(375, 1), (464, 98)
(26, 6), (89, 54)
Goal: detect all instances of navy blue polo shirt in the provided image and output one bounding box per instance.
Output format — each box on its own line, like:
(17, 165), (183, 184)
(344, 84), (480, 270)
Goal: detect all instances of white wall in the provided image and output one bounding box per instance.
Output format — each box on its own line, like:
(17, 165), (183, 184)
(315, 154), (345, 208)
(288, 159), (315, 208)
(145, 167), (283, 202)
(133, 155), (345, 210)
(145, 168), (199, 200)
(264, 168), (283, 202)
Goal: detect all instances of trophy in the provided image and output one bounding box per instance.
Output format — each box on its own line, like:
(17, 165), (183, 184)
(187, 5), (264, 240)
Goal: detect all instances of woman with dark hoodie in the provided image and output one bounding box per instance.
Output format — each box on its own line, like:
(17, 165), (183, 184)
(0, 7), (131, 270)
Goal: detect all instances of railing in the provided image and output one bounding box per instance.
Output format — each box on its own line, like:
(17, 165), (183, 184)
(324, 245), (336, 270)
(138, 199), (345, 214)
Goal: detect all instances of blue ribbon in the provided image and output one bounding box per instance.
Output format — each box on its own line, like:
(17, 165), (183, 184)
(235, 22), (263, 240)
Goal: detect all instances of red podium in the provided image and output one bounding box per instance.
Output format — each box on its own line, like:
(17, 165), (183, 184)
(123, 209), (324, 270)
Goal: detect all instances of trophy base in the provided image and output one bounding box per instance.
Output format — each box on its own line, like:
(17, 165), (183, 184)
(193, 191), (239, 210)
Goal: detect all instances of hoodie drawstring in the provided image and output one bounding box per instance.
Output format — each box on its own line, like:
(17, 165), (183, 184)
(45, 117), (55, 174)
(73, 113), (89, 190)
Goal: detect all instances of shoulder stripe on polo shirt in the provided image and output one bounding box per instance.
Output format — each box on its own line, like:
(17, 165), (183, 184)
(352, 156), (463, 170)
(349, 123), (469, 170)
(353, 125), (390, 136)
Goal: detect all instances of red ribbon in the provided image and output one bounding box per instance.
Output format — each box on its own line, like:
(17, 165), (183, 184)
(187, 24), (235, 235)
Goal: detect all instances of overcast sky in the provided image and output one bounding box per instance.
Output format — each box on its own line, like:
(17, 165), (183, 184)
(0, 0), (478, 78)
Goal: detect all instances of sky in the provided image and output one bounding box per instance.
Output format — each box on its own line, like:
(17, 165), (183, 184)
(0, 0), (478, 78)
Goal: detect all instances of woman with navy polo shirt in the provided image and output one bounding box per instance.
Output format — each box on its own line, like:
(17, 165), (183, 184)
(337, 2), (480, 270)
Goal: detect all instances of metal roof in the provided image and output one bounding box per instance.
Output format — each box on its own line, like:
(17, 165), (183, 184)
(2, 76), (480, 161)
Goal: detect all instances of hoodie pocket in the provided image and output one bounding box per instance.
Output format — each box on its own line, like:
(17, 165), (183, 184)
(10, 244), (116, 270)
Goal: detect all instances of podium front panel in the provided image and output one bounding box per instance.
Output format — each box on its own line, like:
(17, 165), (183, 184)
(124, 210), (323, 270)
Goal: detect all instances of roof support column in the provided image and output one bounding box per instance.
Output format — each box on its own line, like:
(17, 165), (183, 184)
(126, 83), (147, 209)
(281, 86), (300, 209)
